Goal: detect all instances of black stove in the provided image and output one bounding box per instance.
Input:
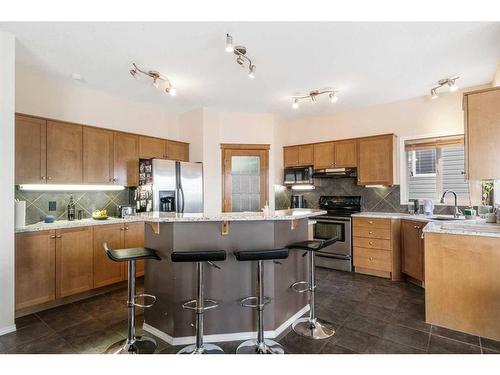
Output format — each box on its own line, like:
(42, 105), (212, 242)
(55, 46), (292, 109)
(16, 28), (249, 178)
(319, 195), (362, 217)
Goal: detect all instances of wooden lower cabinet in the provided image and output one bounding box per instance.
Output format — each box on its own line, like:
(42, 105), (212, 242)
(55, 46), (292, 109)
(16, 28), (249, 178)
(352, 217), (401, 280)
(56, 227), (94, 298)
(15, 231), (56, 310)
(93, 224), (126, 288)
(123, 222), (145, 277)
(401, 220), (425, 285)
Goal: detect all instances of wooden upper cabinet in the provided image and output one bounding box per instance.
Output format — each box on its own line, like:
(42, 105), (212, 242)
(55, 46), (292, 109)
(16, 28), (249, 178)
(114, 132), (139, 186)
(55, 227), (93, 298)
(15, 230), (56, 310)
(124, 222), (145, 277)
(401, 220), (425, 283)
(83, 127), (114, 184)
(464, 87), (500, 180)
(166, 140), (189, 161)
(15, 115), (47, 184)
(46, 121), (83, 184)
(334, 140), (357, 167)
(139, 136), (166, 159)
(93, 224), (125, 288)
(313, 142), (335, 169)
(284, 146), (299, 167)
(298, 145), (314, 166)
(357, 135), (396, 185)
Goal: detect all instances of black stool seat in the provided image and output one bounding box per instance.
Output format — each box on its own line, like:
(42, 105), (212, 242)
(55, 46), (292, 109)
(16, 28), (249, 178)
(288, 237), (337, 252)
(235, 248), (289, 262)
(104, 243), (161, 262)
(171, 250), (227, 263)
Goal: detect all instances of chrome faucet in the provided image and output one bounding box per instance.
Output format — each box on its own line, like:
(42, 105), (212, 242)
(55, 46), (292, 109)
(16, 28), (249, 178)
(440, 190), (461, 219)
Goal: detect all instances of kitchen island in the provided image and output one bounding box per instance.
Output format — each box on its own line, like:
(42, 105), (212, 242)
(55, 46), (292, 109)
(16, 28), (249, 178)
(139, 209), (325, 345)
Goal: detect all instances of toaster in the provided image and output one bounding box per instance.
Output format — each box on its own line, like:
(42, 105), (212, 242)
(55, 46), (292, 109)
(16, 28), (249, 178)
(118, 205), (136, 218)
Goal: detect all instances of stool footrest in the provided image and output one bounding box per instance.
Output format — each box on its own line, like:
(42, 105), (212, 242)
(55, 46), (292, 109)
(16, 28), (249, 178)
(133, 293), (157, 308)
(182, 299), (219, 312)
(291, 281), (310, 293)
(240, 296), (272, 309)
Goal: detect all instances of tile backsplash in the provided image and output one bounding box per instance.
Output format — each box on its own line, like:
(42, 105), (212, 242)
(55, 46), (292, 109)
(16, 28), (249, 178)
(16, 188), (133, 225)
(275, 177), (466, 215)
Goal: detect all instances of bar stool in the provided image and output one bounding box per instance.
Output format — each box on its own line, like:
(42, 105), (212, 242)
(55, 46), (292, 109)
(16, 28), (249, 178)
(234, 248), (289, 354)
(103, 242), (161, 354)
(288, 237), (337, 339)
(171, 250), (227, 354)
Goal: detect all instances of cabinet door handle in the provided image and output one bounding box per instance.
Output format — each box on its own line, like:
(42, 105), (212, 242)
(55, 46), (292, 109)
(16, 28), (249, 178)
(368, 220), (373, 224)
(49, 235), (56, 239)
(369, 257), (374, 261)
(125, 227), (129, 230)
(41, 176), (46, 180)
(47, 176), (52, 180)
(368, 231), (374, 235)
(56, 234), (62, 238)
(120, 227), (125, 231)
(414, 225), (421, 229)
(369, 241), (374, 246)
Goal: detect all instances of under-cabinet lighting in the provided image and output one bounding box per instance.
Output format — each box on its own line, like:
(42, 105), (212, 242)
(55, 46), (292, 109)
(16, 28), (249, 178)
(291, 184), (315, 191)
(364, 185), (387, 188)
(18, 184), (125, 191)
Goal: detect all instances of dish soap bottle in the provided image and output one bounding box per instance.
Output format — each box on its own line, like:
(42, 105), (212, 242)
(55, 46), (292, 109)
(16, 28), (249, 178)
(67, 195), (76, 221)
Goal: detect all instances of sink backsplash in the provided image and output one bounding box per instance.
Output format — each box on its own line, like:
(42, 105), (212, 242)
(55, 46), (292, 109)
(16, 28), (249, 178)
(15, 188), (133, 225)
(275, 177), (469, 215)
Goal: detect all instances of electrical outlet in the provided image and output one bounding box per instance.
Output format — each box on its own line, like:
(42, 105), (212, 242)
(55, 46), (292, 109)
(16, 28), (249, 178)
(49, 201), (56, 211)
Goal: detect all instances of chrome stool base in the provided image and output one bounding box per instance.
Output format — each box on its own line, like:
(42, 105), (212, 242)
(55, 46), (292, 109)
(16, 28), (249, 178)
(105, 336), (157, 354)
(292, 317), (335, 339)
(178, 343), (224, 354)
(236, 338), (284, 354)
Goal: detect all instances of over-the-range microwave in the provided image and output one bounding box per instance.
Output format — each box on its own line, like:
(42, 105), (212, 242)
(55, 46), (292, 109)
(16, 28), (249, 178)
(283, 166), (314, 186)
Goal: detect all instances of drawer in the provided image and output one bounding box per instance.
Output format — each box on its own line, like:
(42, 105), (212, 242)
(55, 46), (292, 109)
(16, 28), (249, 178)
(353, 217), (391, 229)
(353, 237), (391, 250)
(353, 247), (391, 272)
(352, 227), (391, 240)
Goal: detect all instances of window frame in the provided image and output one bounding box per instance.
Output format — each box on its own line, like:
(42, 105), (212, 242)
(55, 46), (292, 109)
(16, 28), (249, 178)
(399, 133), (468, 206)
(408, 149), (437, 178)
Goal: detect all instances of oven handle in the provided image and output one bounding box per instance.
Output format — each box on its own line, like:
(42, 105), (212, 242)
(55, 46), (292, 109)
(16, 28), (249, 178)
(315, 218), (351, 224)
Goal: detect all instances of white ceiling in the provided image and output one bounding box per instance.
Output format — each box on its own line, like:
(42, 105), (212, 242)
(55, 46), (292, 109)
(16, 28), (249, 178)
(1, 22), (499, 117)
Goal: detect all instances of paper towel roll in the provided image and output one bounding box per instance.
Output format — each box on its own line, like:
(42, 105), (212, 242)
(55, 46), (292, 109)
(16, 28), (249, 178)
(15, 201), (26, 228)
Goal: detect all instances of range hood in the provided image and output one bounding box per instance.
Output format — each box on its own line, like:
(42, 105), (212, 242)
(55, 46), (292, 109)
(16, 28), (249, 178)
(313, 168), (357, 178)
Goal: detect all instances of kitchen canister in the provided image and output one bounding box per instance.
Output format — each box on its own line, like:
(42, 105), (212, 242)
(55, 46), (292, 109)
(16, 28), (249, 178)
(15, 200), (26, 228)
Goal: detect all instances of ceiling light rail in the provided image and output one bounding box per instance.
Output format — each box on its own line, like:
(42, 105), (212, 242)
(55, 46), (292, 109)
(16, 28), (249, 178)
(225, 34), (256, 78)
(430, 76), (459, 99)
(130, 63), (177, 96)
(291, 89), (339, 109)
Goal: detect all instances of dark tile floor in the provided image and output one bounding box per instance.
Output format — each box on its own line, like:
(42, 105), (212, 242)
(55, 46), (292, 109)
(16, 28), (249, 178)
(1, 268), (498, 354)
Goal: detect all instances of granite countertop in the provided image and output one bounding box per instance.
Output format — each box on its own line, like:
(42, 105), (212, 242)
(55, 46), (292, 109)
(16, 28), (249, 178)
(132, 209), (326, 223)
(423, 220), (500, 238)
(15, 209), (326, 233)
(352, 212), (485, 223)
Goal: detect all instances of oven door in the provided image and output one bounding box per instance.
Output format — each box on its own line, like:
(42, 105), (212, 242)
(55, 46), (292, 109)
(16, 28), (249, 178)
(313, 216), (352, 258)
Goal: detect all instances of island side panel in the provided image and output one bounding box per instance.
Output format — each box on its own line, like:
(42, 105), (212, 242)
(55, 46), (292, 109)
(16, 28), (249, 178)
(143, 222), (175, 336)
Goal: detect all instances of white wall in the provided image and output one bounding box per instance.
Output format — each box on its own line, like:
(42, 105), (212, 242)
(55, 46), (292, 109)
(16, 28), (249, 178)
(16, 65), (180, 139)
(281, 88), (484, 147)
(494, 62), (500, 87)
(0, 32), (16, 335)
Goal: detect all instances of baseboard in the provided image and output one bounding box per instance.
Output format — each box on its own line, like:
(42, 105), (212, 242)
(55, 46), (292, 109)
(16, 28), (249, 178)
(0, 324), (16, 336)
(143, 304), (309, 346)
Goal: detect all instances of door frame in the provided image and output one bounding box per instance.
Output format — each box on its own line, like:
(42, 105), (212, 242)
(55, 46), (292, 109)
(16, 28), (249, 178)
(221, 144), (270, 212)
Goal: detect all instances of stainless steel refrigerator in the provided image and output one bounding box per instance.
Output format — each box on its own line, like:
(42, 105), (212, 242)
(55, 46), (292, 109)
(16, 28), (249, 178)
(136, 159), (203, 213)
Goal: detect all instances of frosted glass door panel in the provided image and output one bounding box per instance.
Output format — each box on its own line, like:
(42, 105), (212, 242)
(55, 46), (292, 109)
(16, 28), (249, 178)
(231, 156), (261, 212)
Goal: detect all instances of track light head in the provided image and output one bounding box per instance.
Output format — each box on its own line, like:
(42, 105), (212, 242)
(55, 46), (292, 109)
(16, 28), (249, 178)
(448, 79), (459, 92)
(329, 92), (338, 103)
(431, 76), (460, 99)
(248, 65), (256, 78)
(130, 63), (175, 98)
(292, 99), (299, 109)
(225, 34), (234, 53)
(168, 87), (177, 96)
(431, 88), (439, 100)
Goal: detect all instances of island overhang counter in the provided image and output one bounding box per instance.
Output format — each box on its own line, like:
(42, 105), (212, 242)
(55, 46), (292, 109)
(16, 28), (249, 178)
(139, 209), (326, 345)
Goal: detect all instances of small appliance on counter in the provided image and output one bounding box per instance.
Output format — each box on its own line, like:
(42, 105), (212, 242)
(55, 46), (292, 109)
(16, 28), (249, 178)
(135, 158), (203, 213)
(118, 205), (136, 218)
(291, 195), (306, 208)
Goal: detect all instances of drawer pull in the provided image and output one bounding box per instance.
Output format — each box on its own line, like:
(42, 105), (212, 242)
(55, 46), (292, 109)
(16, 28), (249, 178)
(369, 241), (374, 246)
(369, 231), (374, 235)
(369, 220), (374, 224)
(369, 257), (374, 261)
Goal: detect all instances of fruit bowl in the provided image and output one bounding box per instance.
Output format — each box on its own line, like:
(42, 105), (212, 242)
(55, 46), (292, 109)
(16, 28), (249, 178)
(92, 216), (108, 220)
(92, 209), (108, 220)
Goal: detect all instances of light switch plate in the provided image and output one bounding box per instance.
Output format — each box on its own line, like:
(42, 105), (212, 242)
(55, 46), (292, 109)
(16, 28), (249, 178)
(49, 201), (56, 211)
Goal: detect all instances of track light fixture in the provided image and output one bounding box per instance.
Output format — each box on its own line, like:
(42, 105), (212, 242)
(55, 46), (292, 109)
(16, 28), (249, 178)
(130, 63), (176, 96)
(291, 89), (339, 109)
(429, 76), (459, 99)
(225, 34), (256, 78)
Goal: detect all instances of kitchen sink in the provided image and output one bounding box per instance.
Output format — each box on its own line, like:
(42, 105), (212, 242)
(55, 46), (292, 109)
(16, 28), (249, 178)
(428, 216), (465, 221)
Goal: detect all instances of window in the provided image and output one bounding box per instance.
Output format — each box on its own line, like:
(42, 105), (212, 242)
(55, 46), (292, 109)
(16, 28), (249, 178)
(404, 135), (470, 205)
